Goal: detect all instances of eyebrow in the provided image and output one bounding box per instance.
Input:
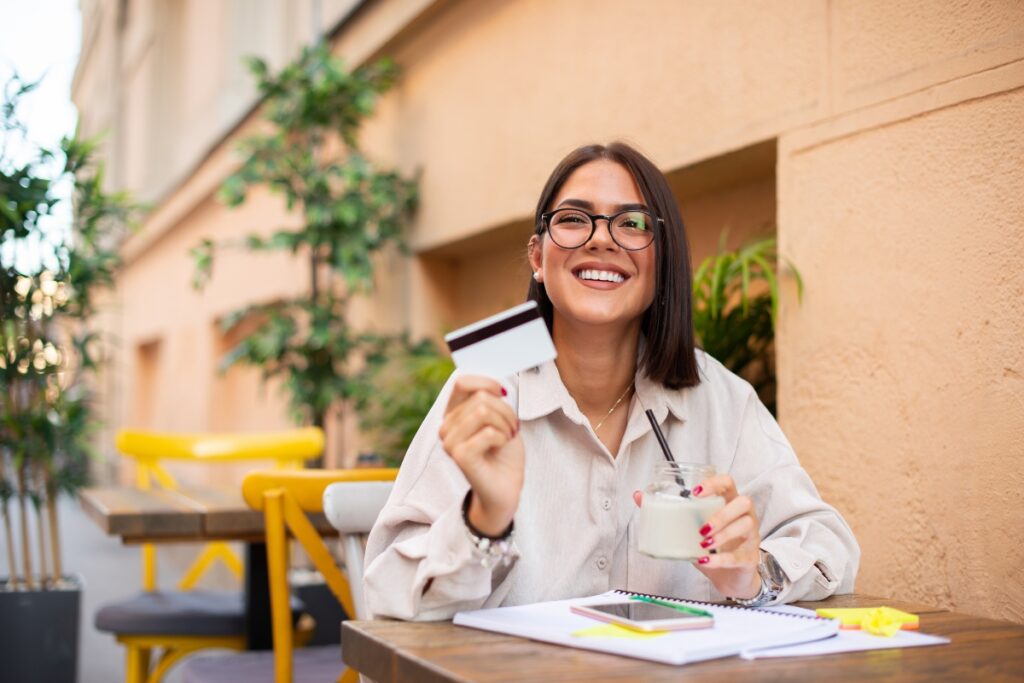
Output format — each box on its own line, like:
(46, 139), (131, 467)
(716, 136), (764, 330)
(556, 198), (651, 212)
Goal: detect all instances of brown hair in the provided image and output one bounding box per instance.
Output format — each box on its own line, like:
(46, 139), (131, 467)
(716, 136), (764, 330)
(526, 142), (700, 389)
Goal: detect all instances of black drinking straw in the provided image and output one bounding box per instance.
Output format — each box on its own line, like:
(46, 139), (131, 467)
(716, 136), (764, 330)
(645, 408), (691, 497)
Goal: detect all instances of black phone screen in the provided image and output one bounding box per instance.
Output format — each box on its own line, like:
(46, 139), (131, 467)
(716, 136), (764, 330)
(587, 602), (702, 622)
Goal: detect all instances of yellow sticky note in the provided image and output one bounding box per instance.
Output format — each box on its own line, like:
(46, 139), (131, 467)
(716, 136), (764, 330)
(815, 606), (919, 632)
(861, 608), (902, 637)
(572, 623), (668, 640)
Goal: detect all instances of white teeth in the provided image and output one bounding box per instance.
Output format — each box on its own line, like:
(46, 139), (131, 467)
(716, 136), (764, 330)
(577, 269), (625, 284)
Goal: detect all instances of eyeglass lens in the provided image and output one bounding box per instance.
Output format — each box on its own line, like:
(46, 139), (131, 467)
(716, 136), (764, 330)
(547, 208), (655, 250)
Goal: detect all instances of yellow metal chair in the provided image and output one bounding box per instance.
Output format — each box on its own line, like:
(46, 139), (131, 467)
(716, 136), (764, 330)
(95, 428), (324, 683)
(180, 468), (398, 683)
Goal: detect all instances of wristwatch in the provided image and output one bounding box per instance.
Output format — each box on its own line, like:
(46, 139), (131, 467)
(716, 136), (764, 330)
(730, 549), (785, 608)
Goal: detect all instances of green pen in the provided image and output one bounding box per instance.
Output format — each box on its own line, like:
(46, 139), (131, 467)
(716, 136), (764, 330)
(629, 595), (714, 618)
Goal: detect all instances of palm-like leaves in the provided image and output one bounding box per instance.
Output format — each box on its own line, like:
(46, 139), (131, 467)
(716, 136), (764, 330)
(192, 46), (418, 432)
(354, 338), (454, 466)
(692, 236), (801, 413)
(1, 75), (135, 587)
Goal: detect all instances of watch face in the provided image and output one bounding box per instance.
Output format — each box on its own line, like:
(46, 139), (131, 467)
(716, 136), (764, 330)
(760, 551), (785, 592)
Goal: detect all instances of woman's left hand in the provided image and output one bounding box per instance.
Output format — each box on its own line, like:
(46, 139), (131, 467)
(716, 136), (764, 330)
(633, 474), (762, 599)
(690, 474), (762, 599)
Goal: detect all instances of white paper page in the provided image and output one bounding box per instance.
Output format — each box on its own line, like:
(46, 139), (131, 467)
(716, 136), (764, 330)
(455, 591), (838, 666)
(741, 629), (950, 659)
(762, 605), (817, 618)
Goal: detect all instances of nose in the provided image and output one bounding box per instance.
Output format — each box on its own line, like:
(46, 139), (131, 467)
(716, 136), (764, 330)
(586, 217), (619, 251)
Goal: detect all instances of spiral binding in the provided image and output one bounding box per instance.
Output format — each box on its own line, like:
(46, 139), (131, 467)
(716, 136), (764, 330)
(612, 589), (824, 621)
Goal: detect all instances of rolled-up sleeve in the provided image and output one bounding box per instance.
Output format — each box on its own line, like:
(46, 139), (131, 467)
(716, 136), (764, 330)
(728, 390), (860, 604)
(363, 377), (519, 621)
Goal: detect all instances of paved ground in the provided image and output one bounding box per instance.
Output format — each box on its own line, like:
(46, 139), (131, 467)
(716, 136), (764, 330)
(1, 496), (242, 683)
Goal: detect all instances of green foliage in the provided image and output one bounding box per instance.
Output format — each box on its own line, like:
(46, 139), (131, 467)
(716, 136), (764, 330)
(354, 338), (454, 466)
(692, 235), (802, 414)
(192, 44), (418, 430)
(1, 75), (135, 503)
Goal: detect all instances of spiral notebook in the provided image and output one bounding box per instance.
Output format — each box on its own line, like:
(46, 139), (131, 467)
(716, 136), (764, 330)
(453, 589), (839, 666)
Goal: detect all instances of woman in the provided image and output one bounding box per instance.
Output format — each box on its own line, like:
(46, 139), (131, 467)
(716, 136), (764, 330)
(364, 142), (859, 620)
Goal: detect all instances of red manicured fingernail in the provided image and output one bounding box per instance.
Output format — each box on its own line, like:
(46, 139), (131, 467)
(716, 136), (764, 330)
(700, 537), (714, 548)
(698, 556), (710, 565)
(699, 524), (712, 537)
(692, 485), (703, 495)
(501, 387), (508, 396)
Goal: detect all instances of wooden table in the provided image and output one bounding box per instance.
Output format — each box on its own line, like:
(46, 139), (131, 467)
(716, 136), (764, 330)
(80, 484), (336, 542)
(80, 485), (337, 648)
(341, 594), (1024, 682)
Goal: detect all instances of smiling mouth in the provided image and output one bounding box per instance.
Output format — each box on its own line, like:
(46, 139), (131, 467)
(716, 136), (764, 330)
(574, 268), (627, 284)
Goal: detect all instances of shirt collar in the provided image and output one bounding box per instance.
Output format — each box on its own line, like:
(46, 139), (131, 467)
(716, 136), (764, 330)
(517, 360), (579, 422)
(633, 364), (688, 425)
(517, 341), (690, 425)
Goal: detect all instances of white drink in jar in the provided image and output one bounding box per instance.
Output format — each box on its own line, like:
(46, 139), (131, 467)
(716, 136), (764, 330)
(637, 463), (725, 560)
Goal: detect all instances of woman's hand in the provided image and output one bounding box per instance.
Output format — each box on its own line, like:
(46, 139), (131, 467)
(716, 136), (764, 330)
(690, 475), (762, 599)
(439, 375), (524, 537)
(633, 474), (762, 599)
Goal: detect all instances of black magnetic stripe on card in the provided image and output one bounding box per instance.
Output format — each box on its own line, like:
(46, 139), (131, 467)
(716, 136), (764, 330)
(445, 306), (542, 352)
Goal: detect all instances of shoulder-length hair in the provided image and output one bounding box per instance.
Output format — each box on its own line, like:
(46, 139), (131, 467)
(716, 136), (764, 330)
(526, 142), (700, 389)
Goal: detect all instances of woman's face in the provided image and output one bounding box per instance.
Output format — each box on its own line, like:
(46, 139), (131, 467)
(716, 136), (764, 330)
(529, 159), (657, 332)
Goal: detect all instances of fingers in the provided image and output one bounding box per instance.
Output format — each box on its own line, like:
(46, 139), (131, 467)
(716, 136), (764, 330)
(700, 510), (755, 552)
(440, 389), (518, 446)
(695, 544), (759, 569)
(444, 375), (507, 416)
(692, 473), (737, 502)
(439, 377), (519, 470)
(696, 498), (759, 568)
(632, 490), (643, 508)
(441, 409), (516, 463)
(699, 494), (758, 551)
(449, 426), (513, 474)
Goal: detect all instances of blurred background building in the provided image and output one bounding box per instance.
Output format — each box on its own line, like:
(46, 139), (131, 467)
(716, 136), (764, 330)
(72, 0), (1023, 622)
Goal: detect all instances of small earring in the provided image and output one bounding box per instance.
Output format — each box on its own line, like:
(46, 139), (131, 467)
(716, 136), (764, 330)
(533, 271), (541, 282)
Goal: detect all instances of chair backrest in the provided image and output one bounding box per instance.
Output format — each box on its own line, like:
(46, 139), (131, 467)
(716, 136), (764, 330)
(322, 481), (395, 620)
(117, 428), (324, 467)
(241, 468), (398, 683)
(115, 427), (325, 591)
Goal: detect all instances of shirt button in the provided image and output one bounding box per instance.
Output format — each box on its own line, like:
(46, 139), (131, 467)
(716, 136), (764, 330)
(601, 498), (612, 511)
(596, 557), (608, 570)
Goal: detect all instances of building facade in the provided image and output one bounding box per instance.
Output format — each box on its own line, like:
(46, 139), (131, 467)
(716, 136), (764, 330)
(73, 0), (1024, 621)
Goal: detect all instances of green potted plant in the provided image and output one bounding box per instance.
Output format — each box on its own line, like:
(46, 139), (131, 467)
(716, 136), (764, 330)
(191, 44), (418, 442)
(0, 76), (135, 681)
(355, 336), (454, 466)
(691, 234), (802, 414)
(190, 44), (418, 644)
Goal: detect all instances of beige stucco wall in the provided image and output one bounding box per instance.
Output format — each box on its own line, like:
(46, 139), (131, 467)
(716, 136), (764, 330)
(73, 0), (1024, 620)
(777, 63), (1024, 622)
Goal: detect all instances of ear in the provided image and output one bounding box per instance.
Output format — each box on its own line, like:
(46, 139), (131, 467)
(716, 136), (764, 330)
(527, 235), (543, 280)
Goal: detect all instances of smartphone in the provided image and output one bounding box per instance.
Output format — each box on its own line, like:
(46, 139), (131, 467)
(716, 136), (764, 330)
(571, 602), (714, 632)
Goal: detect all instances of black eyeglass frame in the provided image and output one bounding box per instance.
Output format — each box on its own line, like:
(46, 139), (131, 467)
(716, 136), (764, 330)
(539, 208), (664, 251)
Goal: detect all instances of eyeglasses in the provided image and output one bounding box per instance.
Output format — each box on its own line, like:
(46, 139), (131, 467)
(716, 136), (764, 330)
(540, 208), (661, 251)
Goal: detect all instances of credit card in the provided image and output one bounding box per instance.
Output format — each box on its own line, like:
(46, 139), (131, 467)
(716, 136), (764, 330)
(444, 301), (557, 379)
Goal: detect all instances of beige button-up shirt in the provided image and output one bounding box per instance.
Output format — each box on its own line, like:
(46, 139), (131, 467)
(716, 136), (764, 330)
(364, 351), (859, 621)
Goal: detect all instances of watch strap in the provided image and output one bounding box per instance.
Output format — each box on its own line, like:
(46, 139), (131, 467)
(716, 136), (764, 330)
(729, 549), (784, 607)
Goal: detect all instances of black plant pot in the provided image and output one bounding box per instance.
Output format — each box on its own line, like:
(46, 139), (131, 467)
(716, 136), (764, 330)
(0, 575), (82, 683)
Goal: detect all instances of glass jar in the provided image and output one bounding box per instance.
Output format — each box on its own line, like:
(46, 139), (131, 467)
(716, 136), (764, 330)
(637, 463), (726, 560)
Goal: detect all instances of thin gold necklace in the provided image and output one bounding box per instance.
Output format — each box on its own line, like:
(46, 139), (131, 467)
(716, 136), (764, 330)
(593, 382), (634, 433)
